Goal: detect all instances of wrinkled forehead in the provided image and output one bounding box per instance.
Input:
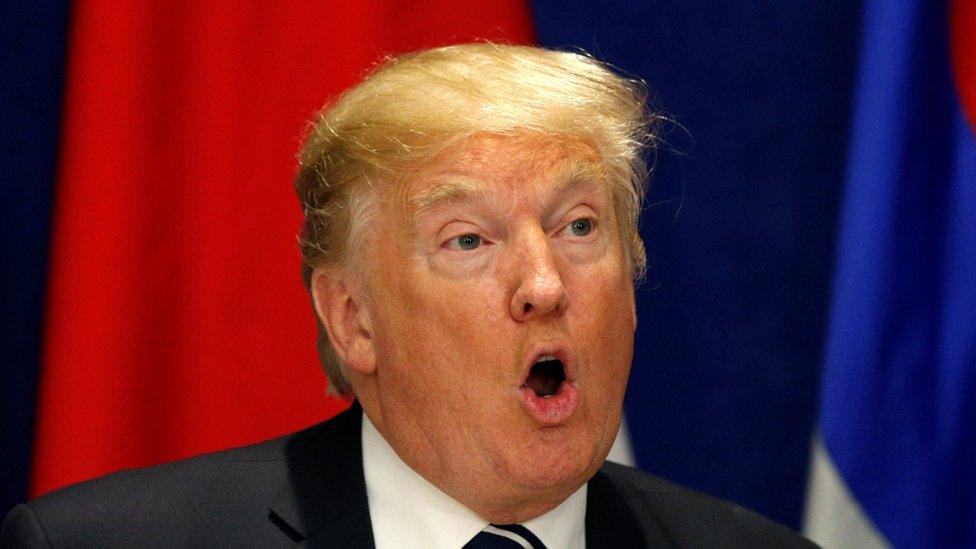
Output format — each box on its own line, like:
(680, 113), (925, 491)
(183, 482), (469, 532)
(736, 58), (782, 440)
(391, 133), (609, 218)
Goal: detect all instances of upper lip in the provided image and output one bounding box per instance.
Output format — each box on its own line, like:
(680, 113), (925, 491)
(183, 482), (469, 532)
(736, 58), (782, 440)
(520, 345), (575, 387)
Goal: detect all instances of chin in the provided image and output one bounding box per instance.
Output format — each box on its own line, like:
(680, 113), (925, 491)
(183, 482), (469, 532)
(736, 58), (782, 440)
(498, 427), (607, 491)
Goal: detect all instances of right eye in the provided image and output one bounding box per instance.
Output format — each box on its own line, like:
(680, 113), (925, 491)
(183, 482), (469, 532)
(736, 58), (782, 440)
(446, 233), (482, 251)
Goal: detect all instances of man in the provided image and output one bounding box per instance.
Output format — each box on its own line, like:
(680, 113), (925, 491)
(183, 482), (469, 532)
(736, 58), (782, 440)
(2, 43), (814, 548)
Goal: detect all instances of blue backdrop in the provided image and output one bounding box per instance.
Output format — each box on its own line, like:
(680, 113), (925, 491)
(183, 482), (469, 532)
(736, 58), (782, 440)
(1, 0), (69, 521)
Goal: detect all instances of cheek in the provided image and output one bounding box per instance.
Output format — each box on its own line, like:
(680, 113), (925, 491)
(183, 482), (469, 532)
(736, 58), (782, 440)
(375, 267), (510, 382)
(571, 264), (635, 381)
(570, 247), (634, 318)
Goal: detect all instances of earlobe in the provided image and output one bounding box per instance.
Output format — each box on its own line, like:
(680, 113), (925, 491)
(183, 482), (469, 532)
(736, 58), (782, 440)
(310, 268), (377, 375)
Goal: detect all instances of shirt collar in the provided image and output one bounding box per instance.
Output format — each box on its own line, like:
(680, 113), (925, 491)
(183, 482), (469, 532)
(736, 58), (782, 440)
(361, 412), (587, 549)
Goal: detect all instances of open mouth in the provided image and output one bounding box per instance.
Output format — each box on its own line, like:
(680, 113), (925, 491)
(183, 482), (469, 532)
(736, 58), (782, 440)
(523, 355), (566, 398)
(518, 350), (578, 424)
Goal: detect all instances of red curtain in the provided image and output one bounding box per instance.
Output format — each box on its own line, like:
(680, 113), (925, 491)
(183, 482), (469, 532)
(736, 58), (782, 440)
(32, 1), (533, 497)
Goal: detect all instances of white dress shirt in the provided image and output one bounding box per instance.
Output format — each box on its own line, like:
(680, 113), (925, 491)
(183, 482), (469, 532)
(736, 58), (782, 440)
(362, 413), (587, 549)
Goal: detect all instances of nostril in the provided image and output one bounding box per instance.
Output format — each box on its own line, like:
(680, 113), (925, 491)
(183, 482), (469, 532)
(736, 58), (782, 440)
(523, 303), (533, 314)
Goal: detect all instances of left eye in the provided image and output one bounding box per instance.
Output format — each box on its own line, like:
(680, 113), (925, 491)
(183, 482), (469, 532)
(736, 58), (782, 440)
(567, 218), (593, 236)
(450, 233), (482, 250)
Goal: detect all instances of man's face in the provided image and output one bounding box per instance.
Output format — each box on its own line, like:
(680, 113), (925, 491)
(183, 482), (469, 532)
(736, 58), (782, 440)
(357, 134), (636, 519)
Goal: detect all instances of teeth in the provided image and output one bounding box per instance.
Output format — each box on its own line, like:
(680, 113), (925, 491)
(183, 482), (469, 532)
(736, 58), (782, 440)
(535, 355), (558, 363)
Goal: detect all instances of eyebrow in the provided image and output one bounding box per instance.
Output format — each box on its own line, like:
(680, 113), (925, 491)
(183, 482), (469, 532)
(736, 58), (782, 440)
(408, 177), (492, 217)
(548, 159), (606, 196)
(407, 159), (605, 218)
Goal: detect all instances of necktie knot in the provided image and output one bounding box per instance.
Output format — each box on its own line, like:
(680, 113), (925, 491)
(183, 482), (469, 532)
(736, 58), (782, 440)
(463, 523), (546, 549)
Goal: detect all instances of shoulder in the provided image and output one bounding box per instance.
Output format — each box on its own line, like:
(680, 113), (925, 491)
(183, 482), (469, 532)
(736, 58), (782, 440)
(1, 435), (292, 548)
(588, 461), (818, 548)
(0, 414), (357, 548)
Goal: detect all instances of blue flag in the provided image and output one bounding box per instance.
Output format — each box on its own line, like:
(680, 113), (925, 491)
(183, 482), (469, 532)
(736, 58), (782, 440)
(806, 1), (976, 547)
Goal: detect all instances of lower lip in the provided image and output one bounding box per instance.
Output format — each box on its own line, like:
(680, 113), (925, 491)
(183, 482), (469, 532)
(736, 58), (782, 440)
(518, 380), (579, 425)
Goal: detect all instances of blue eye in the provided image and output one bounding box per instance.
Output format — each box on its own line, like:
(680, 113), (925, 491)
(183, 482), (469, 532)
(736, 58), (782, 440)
(569, 219), (593, 236)
(454, 234), (482, 250)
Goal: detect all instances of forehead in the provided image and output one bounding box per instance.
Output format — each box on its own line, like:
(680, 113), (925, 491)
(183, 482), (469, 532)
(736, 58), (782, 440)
(397, 134), (607, 214)
(429, 134), (599, 175)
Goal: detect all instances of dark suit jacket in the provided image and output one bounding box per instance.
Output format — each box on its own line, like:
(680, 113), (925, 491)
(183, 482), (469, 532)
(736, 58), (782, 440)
(1, 404), (815, 548)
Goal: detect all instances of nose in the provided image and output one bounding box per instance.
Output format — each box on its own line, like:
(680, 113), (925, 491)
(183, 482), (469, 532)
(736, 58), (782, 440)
(510, 230), (570, 321)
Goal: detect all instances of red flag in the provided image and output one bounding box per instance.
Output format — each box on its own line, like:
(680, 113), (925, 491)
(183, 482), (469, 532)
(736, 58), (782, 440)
(32, 1), (534, 497)
(951, 0), (976, 127)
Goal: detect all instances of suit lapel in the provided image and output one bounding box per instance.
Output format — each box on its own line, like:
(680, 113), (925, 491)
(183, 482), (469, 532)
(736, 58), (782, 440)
(269, 402), (375, 548)
(585, 468), (675, 549)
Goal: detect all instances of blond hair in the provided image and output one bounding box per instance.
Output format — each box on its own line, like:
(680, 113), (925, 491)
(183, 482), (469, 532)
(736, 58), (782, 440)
(295, 43), (657, 396)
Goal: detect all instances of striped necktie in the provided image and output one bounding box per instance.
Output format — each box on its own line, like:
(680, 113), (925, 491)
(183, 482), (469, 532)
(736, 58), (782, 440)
(463, 524), (547, 549)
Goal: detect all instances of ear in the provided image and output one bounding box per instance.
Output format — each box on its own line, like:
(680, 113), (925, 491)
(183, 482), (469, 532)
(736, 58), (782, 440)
(630, 288), (638, 329)
(626, 277), (638, 331)
(310, 267), (376, 376)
